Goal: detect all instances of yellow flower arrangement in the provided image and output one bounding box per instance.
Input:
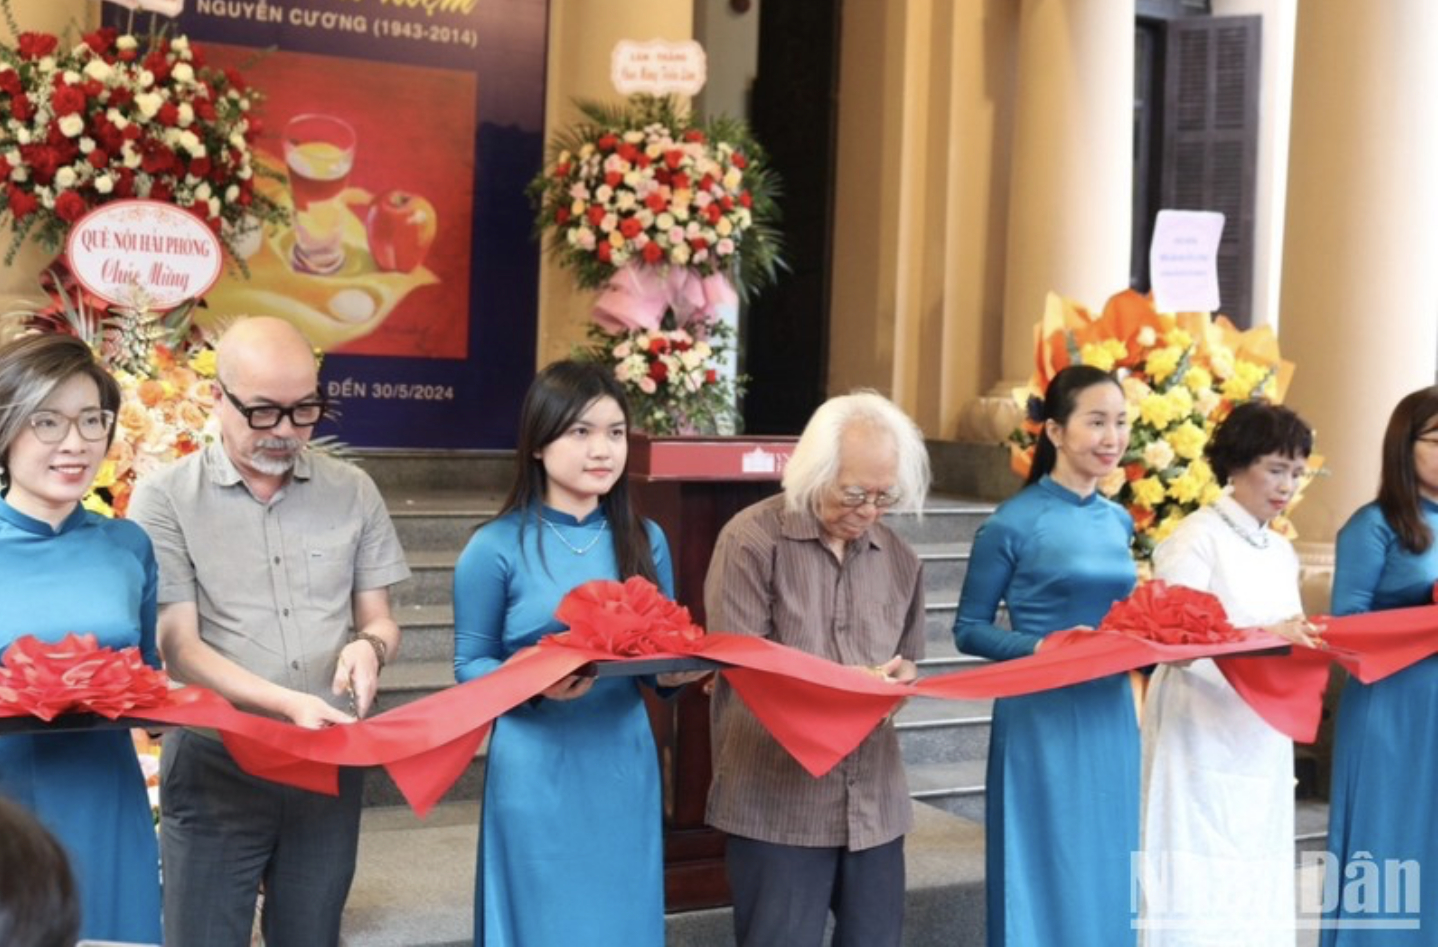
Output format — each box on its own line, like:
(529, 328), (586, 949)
(1010, 289), (1322, 558)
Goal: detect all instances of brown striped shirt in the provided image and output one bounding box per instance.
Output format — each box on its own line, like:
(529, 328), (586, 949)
(704, 493), (926, 849)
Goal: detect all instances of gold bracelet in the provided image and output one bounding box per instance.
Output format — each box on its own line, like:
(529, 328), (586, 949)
(352, 631), (389, 670)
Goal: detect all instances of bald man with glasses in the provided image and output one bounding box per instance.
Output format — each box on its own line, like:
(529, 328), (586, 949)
(129, 316), (409, 947)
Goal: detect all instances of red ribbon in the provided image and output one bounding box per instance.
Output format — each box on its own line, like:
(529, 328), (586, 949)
(2, 583), (1435, 816)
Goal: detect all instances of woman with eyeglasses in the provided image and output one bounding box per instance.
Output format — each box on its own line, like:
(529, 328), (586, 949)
(1322, 386), (1438, 946)
(0, 332), (162, 944)
(953, 364), (1139, 946)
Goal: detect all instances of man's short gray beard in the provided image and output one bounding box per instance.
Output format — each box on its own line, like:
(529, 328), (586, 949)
(248, 437), (303, 476)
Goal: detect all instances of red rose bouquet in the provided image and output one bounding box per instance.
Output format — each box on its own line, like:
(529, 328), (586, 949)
(0, 0), (286, 264)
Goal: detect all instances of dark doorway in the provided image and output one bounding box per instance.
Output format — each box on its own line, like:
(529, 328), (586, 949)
(740, 0), (841, 434)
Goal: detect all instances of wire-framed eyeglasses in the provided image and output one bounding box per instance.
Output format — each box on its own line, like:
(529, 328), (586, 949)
(836, 487), (902, 509)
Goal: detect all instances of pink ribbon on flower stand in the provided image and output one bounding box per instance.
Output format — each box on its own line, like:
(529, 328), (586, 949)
(592, 264), (739, 333)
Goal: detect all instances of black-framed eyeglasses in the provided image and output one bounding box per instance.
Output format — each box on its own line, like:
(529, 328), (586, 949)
(220, 384), (327, 431)
(837, 487), (902, 510)
(27, 408), (115, 444)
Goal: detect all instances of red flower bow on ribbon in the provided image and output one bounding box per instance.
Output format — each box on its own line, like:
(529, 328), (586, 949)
(0, 633), (169, 721)
(1098, 580), (1243, 645)
(550, 577), (705, 656)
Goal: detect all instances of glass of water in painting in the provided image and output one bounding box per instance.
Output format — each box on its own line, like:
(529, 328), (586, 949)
(284, 113), (356, 275)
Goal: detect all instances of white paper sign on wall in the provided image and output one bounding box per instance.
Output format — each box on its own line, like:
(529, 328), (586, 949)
(65, 199), (224, 310)
(611, 39), (707, 96)
(1149, 209), (1225, 313)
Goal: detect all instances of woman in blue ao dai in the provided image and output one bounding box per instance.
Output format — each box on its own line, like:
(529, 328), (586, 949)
(1323, 386), (1438, 945)
(953, 365), (1139, 946)
(453, 360), (696, 947)
(0, 333), (161, 944)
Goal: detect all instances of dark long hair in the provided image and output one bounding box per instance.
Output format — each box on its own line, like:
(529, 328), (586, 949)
(1026, 365), (1123, 485)
(495, 360), (657, 584)
(0, 798), (79, 947)
(1377, 385), (1437, 554)
(0, 333), (122, 492)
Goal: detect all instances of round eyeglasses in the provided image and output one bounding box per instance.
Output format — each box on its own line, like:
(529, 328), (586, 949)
(27, 409), (115, 444)
(837, 488), (902, 509)
(221, 384), (327, 431)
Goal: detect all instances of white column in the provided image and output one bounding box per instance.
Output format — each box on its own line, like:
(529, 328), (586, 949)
(999, 0), (1134, 381)
(1278, 0), (1441, 542)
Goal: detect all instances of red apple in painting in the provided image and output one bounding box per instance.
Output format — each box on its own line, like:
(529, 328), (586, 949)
(365, 190), (437, 272)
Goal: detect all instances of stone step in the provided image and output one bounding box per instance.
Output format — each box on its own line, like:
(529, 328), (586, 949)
(379, 487), (994, 557)
(894, 696), (993, 767)
(357, 451), (514, 496)
(907, 758), (989, 823)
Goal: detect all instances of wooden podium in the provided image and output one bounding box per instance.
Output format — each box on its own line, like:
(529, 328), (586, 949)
(627, 433), (798, 912)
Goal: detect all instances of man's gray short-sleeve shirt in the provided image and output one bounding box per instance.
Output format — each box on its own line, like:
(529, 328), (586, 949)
(129, 443), (410, 705)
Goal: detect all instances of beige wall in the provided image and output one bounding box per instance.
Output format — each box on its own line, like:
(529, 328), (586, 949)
(829, 0), (1018, 437)
(3, 0), (90, 36)
(535, 0), (695, 368)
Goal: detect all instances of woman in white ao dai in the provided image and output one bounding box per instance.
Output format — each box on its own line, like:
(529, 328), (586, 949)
(1140, 403), (1323, 947)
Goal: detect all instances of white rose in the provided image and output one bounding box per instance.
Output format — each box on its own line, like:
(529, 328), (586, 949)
(716, 217), (734, 237)
(656, 212), (675, 231)
(229, 132), (246, 150)
(106, 108), (130, 129)
(138, 69), (155, 89)
(172, 63), (195, 85)
(4, 149), (19, 165)
(600, 213), (617, 233)
(95, 173), (114, 194)
(1142, 440), (1176, 471)
(63, 69), (81, 85)
(58, 114), (85, 138)
(622, 130), (644, 144)
(15, 128), (31, 146)
(225, 184), (239, 203)
(38, 56), (56, 73)
(55, 166), (78, 188)
(207, 197), (220, 218)
(195, 181), (212, 201)
(83, 59), (112, 83)
(135, 92), (164, 119)
(170, 36), (190, 52)
(177, 130), (201, 154)
(177, 103), (194, 127)
(79, 136), (96, 153)
(723, 168), (743, 191)
(623, 171), (641, 187)
(595, 184), (613, 203)
(670, 244), (690, 264)
(122, 143), (141, 168)
(117, 36), (138, 52)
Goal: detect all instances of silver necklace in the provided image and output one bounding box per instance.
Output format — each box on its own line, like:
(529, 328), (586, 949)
(1210, 502), (1269, 550)
(541, 516), (608, 555)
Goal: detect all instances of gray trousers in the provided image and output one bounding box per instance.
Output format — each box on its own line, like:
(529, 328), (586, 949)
(726, 834), (906, 946)
(159, 729), (364, 947)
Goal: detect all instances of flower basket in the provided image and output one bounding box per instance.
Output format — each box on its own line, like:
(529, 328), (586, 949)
(529, 94), (784, 435)
(1009, 289), (1322, 558)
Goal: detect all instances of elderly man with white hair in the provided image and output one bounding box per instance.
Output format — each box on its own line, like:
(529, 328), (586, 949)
(704, 391), (931, 946)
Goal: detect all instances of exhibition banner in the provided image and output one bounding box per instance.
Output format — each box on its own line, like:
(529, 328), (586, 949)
(107, 0), (549, 448)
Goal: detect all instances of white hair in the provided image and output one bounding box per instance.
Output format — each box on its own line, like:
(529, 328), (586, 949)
(782, 391), (931, 516)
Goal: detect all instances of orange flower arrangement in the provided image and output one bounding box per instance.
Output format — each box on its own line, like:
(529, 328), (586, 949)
(1010, 289), (1321, 558)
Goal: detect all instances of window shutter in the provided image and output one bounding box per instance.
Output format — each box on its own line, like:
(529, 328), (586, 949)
(1161, 16), (1260, 326)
